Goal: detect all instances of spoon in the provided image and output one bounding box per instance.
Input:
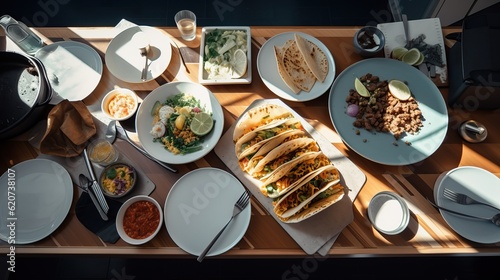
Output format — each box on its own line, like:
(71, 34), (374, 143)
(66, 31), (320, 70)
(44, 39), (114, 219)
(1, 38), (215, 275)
(79, 174), (108, 221)
(139, 44), (151, 81)
(427, 198), (500, 226)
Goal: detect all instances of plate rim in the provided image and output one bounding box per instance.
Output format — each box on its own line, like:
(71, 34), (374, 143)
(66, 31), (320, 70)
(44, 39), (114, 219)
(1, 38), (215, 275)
(163, 167), (251, 256)
(328, 57), (448, 165)
(135, 81), (224, 164)
(0, 158), (73, 244)
(198, 26), (252, 85)
(257, 31), (336, 102)
(105, 25), (173, 83)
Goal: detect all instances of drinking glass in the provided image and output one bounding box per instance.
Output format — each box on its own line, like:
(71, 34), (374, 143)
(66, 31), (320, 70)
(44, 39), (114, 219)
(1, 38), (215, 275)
(174, 10), (196, 41)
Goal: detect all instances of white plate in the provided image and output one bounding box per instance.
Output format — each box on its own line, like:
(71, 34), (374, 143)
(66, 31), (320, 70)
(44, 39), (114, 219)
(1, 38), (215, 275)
(433, 166), (500, 244)
(135, 81), (224, 164)
(199, 26), (252, 85)
(0, 159), (73, 244)
(257, 32), (336, 102)
(164, 168), (251, 257)
(105, 26), (172, 83)
(328, 58), (448, 165)
(35, 41), (103, 104)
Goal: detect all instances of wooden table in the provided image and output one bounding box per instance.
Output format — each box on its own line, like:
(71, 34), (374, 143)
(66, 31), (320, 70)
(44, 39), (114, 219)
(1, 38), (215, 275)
(1, 26), (499, 258)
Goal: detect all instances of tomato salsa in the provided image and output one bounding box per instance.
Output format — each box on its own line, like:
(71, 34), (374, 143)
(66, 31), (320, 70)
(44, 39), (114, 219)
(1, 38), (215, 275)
(123, 201), (160, 239)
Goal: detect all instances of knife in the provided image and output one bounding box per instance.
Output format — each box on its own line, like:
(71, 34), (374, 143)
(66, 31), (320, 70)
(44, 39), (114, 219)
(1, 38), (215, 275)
(83, 148), (110, 213)
(402, 14), (410, 48)
(79, 174), (108, 221)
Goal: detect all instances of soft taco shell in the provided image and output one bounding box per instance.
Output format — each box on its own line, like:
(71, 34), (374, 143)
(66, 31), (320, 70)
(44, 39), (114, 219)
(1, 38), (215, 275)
(274, 41), (301, 94)
(233, 104), (294, 143)
(247, 137), (316, 176)
(235, 118), (302, 160)
(283, 40), (316, 92)
(294, 33), (328, 83)
(273, 165), (344, 223)
(260, 151), (330, 198)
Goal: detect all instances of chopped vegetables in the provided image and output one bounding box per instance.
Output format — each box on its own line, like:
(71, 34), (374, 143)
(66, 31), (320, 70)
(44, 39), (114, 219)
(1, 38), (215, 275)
(203, 29), (248, 79)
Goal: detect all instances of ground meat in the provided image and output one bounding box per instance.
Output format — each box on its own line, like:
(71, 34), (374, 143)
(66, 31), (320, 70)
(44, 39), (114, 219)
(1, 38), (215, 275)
(346, 73), (423, 140)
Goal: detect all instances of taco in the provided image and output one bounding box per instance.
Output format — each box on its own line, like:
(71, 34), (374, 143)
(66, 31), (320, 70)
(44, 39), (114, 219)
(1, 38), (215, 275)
(245, 137), (317, 176)
(259, 152), (331, 198)
(233, 104), (295, 144)
(235, 118), (303, 160)
(273, 165), (344, 223)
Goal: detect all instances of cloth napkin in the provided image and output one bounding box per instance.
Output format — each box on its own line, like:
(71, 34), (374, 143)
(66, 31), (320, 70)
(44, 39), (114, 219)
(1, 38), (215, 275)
(40, 99), (96, 157)
(75, 192), (123, 243)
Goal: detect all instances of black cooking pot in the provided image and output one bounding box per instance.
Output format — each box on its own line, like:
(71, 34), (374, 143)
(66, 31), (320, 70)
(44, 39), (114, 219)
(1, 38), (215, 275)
(0, 51), (53, 140)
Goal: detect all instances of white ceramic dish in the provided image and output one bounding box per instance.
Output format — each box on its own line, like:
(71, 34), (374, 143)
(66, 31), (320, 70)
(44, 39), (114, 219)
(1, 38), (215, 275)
(328, 58), (448, 165)
(105, 26), (172, 83)
(368, 191), (410, 235)
(101, 87), (139, 121)
(433, 166), (500, 244)
(0, 159), (73, 244)
(199, 26), (252, 85)
(135, 81), (224, 165)
(257, 32), (336, 102)
(164, 168), (251, 257)
(35, 41), (103, 104)
(116, 195), (163, 245)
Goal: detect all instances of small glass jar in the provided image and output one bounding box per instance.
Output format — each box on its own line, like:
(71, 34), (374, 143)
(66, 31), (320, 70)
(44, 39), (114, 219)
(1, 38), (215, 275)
(88, 139), (119, 166)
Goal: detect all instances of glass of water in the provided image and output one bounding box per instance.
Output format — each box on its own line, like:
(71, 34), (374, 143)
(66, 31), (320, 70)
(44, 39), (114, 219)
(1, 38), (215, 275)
(174, 10), (196, 41)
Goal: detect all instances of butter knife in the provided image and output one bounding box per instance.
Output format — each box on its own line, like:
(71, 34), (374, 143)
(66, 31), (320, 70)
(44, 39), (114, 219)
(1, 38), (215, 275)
(83, 148), (110, 213)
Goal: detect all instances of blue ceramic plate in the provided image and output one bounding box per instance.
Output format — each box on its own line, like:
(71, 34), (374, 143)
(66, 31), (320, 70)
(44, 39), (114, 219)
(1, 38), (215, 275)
(328, 58), (448, 165)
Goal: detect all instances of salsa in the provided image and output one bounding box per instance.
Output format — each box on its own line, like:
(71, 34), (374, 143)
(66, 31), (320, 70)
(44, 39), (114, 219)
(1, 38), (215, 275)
(123, 201), (160, 239)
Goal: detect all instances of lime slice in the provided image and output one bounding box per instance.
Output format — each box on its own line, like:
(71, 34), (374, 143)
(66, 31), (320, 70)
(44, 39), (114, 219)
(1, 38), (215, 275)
(190, 112), (214, 136)
(401, 48), (421, 65)
(388, 80), (411, 101)
(391, 47), (408, 60)
(231, 49), (247, 78)
(354, 77), (371, 97)
(414, 51), (425, 66)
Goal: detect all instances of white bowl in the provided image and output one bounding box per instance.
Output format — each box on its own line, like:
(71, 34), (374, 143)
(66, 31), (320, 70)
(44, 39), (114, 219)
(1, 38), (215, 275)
(101, 87), (139, 121)
(368, 191), (410, 235)
(135, 81), (224, 164)
(116, 195), (163, 245)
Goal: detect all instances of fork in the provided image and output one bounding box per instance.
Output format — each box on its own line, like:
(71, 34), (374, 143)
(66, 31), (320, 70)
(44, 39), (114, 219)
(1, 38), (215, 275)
(197, 190), (251, 262)
(443, 188), (500, 212)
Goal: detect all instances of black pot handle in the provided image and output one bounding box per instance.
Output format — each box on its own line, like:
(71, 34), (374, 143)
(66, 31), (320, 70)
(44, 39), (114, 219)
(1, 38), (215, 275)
(29, 55), (53, 107)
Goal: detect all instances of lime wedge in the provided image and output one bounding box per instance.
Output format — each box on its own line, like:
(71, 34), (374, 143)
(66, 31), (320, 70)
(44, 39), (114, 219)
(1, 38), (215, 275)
(190, 112), (214, 136)
(231, 49), (247, 78)
(388, 80), (411, 101)
(354, 77), (371, 97)
(401, 48), (421, 65)
(391, 47), (408, 60)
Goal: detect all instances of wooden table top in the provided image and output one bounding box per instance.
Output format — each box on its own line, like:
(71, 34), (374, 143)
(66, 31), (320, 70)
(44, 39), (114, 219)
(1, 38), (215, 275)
(1, 26), (499, 258)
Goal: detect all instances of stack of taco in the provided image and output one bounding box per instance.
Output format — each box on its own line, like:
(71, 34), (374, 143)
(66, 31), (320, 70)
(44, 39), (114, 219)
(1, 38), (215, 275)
(233, 104), (344, 223)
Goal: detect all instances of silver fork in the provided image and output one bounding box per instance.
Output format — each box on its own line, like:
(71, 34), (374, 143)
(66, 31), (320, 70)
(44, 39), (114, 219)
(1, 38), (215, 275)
(197, 190), (251, 262)
(443, 188), (500, 212)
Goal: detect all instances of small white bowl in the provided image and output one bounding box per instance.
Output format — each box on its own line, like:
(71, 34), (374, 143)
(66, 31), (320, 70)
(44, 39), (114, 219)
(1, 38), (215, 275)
(368, 191), (410, 235)
(101, 87), (139, 121)
(116, 195), (163, 245)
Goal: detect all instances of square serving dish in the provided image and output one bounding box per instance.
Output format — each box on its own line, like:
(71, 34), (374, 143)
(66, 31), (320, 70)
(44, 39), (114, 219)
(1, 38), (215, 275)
(198, 26), (252, 85)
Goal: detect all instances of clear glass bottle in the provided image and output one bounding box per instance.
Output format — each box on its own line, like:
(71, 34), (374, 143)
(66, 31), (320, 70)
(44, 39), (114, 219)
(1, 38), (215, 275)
(0, 15), (44, 55)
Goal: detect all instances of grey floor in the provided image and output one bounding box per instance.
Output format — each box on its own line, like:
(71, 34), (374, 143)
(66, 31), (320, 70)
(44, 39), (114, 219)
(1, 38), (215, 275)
(2, 1), (499, 279)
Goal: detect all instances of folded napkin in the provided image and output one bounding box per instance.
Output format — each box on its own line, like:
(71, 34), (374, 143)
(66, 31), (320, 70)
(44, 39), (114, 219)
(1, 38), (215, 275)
(40, 99), (96, 157)
(75, 192), (122, 243)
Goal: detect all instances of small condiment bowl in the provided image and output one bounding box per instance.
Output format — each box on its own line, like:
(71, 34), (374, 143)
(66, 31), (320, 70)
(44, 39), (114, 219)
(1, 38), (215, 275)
(101, 87), (139, 121)
(353, 26), (385, 58)
(367, 191), (410, 235)
(99, 162), (136, 198)
(116, 195), (163, 245)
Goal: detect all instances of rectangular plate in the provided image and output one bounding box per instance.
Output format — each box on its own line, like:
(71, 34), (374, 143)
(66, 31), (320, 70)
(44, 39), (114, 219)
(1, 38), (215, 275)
(198, 26), (252, 85)
(214, 99), (366, 255)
